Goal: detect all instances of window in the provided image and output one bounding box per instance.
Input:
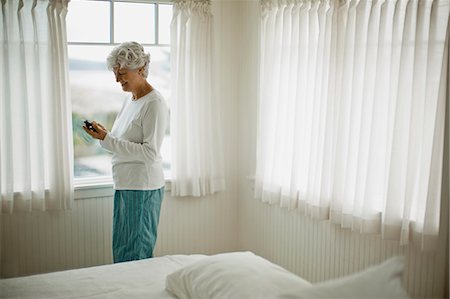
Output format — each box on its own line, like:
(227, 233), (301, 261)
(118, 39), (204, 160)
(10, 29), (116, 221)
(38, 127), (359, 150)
(67, 0), (172, 182)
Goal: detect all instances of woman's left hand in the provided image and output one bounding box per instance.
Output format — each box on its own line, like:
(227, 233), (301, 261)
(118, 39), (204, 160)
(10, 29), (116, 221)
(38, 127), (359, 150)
(83, 121), (108, 141)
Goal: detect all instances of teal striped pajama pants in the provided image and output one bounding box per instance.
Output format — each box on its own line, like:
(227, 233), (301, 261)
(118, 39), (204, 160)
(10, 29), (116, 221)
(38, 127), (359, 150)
(112, 188), (164, 263)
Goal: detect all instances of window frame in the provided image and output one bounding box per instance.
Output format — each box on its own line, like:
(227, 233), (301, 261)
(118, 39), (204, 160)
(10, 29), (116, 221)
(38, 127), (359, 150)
(68, 0), (173, 193)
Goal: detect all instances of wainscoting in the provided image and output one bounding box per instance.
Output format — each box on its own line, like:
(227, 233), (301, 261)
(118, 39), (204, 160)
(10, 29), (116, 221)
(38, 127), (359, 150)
(1, 196), (115, 278)
(1, 190), (239, 278)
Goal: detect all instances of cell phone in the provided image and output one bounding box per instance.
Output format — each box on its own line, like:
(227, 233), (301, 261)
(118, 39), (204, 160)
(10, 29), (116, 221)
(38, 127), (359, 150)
(84, 120), (98, 133)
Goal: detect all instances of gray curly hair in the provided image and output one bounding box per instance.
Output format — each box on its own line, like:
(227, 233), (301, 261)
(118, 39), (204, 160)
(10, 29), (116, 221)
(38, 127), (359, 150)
(106, 41), (151, 78)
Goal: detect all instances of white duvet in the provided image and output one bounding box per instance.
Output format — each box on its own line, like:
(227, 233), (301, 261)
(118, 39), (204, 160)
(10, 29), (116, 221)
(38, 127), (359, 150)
(0, 254), (207, 299)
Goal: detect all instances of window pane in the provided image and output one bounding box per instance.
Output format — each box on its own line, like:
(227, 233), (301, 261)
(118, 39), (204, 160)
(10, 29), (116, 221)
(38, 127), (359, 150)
(67, 0), (110, 43)
(145, 46), (171, 103)
(69, 45), (119, 178)
(158, 4), (172, 44)
(114, 3), (155, 44)
(69, 45), (171, 178)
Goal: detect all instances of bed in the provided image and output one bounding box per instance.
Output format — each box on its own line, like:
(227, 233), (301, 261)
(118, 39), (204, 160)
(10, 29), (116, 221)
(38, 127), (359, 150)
(0, 251), (410, 299)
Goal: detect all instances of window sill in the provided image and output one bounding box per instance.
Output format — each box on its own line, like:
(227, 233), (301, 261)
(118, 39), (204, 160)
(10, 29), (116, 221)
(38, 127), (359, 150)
(74, 177), (114, 199)
(74, 177), (172, 200)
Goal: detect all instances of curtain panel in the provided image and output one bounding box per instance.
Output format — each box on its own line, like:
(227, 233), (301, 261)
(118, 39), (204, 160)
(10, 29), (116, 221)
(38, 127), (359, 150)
(0, 0), (74, 213)
(170, 0), (225, 197)
(255, 0), (449, 249)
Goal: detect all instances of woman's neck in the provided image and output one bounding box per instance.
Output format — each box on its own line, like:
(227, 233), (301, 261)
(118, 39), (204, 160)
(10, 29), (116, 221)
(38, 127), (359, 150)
(132, 82), (153, 100)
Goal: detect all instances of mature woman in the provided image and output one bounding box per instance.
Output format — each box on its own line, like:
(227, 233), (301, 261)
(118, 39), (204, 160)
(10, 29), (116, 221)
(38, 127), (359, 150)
(83, 41), (169, 263)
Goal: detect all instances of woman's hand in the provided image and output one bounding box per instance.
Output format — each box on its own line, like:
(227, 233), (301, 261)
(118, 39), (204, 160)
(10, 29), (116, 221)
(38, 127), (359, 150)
(83, 121), (108, 141)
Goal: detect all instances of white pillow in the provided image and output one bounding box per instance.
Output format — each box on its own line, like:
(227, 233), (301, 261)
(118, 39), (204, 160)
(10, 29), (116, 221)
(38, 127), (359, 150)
(165, 251), (311, 299)
(279, 256), (410, 299)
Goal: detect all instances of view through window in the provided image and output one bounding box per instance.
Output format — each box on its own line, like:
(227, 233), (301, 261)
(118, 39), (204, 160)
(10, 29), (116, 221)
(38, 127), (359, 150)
(67, 0), (172, 181)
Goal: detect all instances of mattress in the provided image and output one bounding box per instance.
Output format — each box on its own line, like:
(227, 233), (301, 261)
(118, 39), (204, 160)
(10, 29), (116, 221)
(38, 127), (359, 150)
(0, 254), (207, 299)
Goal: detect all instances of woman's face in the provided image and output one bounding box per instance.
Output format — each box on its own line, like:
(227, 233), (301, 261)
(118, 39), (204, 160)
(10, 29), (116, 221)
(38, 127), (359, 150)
(113, 67), (142, 92)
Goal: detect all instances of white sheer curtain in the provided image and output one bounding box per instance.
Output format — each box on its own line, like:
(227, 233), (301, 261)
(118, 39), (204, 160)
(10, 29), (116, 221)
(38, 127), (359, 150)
(170, 0), (225, 197)
(255, 0), (449, 249)
(0, 0), (74, 213)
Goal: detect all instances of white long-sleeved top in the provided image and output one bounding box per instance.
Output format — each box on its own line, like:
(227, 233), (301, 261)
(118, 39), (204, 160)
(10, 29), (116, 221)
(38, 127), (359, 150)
(99, 89), (168, 190)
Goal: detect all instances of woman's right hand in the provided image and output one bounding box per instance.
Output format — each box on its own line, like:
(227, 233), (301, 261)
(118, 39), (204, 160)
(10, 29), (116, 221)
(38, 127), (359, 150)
(83, 121), (108, 141)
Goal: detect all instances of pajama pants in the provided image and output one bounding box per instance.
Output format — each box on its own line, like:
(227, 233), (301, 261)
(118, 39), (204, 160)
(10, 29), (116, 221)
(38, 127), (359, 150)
(112, 188), (164, 263)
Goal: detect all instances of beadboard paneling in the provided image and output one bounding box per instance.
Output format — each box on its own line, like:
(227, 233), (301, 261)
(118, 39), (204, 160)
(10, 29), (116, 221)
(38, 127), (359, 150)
(1, 190), (238, 278)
